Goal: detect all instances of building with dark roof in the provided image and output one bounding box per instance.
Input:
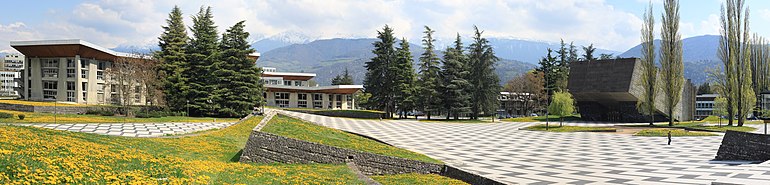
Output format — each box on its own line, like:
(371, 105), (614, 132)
(567, 58), (695, 122)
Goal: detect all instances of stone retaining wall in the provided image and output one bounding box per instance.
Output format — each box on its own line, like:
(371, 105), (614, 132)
(0, 102), (121, 114)
(715, 130), (770, 161)
(239, 131), (444, 175)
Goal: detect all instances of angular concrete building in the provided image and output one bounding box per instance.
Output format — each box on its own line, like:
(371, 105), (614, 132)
(567, 58), (695, 122)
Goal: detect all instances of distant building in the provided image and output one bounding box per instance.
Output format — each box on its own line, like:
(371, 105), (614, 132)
(261, 67), (362, 109)
(0, 53), (24, 97)
(695, 94), (718, 120)
(2, 53), (25, 71)
(567, 58), (696, 122)
(498, 92), (534, 117)
(11, 39), (150, 105)
(759, 91), (770, 116)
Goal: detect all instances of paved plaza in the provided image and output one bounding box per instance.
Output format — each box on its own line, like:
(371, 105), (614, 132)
(278, 110), (770, 185)
(14, 122), (236, 137)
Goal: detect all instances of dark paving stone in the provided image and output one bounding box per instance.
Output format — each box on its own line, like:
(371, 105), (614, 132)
(731, 173), (753, 178)
(643, 177), (666, 181)
(568, 180), (596, 185)
(679, 175), (699, 179)
(606, 170), (625, 174)
(606, 179), (632, 184)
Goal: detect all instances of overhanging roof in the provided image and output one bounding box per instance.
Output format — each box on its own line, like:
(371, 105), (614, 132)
(10, 39), (141, 61)
(265, 84), (362, 94)
(262, 71), (316, 81)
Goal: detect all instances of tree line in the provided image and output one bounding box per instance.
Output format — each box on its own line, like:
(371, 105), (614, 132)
(155, 6), (263, 118)
(363, 25), (500, 120)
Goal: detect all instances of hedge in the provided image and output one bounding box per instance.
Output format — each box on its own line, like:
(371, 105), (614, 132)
(285, 108), (386, 119)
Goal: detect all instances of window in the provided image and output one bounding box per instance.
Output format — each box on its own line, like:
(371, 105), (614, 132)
(111, 84), (117, 93)
(294, 81), (302, 86)
(80, 60), (88, 69)
(43, 90), (57, 100)
(66, 92), (75, 102)
(81, 70), (88, 79)
(67, 69), (76, 78)
(298, 94), (307, 100)
(43, 81), (57, 90)
(298, 100), (308, 108)
(283, 80), (291, 86)
(134, 93), (141, 104)
(274, 92), (289, 108)
(67, 59), (75, 68)
(96, 71), (104, 80)
(269, 80), (278, 85)
(67, 82), (75, 91)
(96, 83), (105, 93)
(42, 59), (58, 68)
(82, 82), (88, 91)
(97, 93), (105, 103)
(42, 68), (58, 78)
(314, 94), (323, 101)
(135, 86), (142, 93)
(298, 94), (308, 108)
(98, 61), (106, 70)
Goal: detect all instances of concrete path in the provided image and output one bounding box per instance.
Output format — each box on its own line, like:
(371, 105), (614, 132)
(14, 122), (236, 137)
(278, 110), (770, 185)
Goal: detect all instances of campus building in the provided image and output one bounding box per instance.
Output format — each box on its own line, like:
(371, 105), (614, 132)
(10, 39), (149, 105)
(498, 92), (534, 117)
(262, 67), (363, 109)
(0, 53), (24, 97)
(568, 58), (696, 122)
(2, 53), (25, 71)
(695, 94), (718, 120)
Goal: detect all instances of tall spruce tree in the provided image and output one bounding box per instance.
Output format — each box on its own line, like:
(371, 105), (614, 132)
(441, 34), (470, 120)
(394, 38), (417, 119)
(660, 0), (684, 126)
(581, 44), (596, 61)
(537, 48), (558, 96)
(364, 25), (397, 118)
(157, 6), (189, 111)
(417, 26), (442, 119)
(638, 1), (658, 126)
(213, 21), (263, 117)
(186, 6), (220, 116)
(467, 26), (501, 119)
(331, 68), (354, 85)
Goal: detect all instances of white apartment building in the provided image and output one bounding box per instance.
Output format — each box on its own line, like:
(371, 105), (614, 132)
(10, 39), (148, 105)
(262, 67), (363, 109)
(695, 93), (717, 120)
(0, 53), (24, 97)
(2, 53), (24, 71)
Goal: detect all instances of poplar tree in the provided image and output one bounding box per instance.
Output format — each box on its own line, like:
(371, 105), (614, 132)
(186, 6), (220, 116)
(157, 6), (189, 111)
(213, 21), (263, 117)
(719, 0), (753, 126)
(467, 26), (501, 119)
(441, 34), (470, 119)
(417, 26), (442, 119)
(660, 0), (685, 126)
(638, 1), (658, 126)
(394, 39), (417, 119)
(364, 25), (397, 118)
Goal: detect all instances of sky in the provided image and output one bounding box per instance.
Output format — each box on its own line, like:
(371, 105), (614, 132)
(1, 0), (770, 53)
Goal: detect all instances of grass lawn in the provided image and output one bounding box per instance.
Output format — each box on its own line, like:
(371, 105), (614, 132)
(261, 115), (442, 164)
(0, 99), (89, 107)
(633, 128), (719, 137)
(521, 124), (616, 132)
(502, 115), (581, 122)
(372, 173), (468, 185)
(624, 120), (757, 133)
(0, 109), (239, 123)
(0, 116), (369, 184)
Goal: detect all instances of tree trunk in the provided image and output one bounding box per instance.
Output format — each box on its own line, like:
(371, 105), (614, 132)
(560, 117), (563, 127)
(427, 111), (431, 120)
(668, 109), (674, 126)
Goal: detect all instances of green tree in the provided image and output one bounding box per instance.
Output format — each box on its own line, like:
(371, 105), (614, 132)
(697, 83), (712, 95)
(331, 68), (354, 85)
(548, 91), (575, 126)
(537, 48), (560, 96)
(185, 6), (221, 116)
(660, 0), (684, 126)
(417, 26), (442, 119)
(467, 26), (501, 119)
(394, 38), (417, 119)
(440, 34), (471, 119)
(364, 25), (397, 118)
(637, 2), (658, 126)
(599, 53), (614, 60)
(719, 0), (754, 126)
(581, 44), (596, 62)
(212, 21), (263, 117)
(156, 6), (189, 110)
(714, 96), (729, 125)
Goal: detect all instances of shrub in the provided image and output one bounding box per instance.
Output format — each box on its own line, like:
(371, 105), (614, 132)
(0, 112), (12, 118)
(17, 114), (25, 120)
(135, 111), (165, 118)
(86, 109), (116, 116)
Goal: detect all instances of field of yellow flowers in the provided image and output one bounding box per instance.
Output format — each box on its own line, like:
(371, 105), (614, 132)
(0, 109), (239, 123)
(0, 116), (366, 184)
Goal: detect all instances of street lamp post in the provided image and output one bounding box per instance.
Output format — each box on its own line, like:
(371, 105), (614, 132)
(186, 100), (190, 117)
(545, 69), (550, 130)
(54, 100), (57, 124)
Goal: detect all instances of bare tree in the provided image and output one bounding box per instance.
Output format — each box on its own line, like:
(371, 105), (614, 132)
(105, 53), (143, 116)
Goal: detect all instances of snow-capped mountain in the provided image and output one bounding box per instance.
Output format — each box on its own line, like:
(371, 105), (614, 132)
(251, 31), (318, 53)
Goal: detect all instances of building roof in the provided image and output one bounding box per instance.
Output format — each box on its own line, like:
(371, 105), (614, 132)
(10, 39), (142, 61)
(265, 84), (363, 94)
(262, 71), (316, 81)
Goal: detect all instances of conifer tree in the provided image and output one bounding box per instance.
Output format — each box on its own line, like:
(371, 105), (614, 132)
(364, 25), (397, 118)
(660, 0), (684, 126)
(467, 26), (501, 119)
(157, 6), (189, 111)
(394, 38), (417, 119)
(186, 6), (220, 116)
(213, 21), (263, 117)
(332, 68), (354, 85)
(417, 26), (442, 119)
(441, 34), (471, 119)
(581, 44), (596, 62)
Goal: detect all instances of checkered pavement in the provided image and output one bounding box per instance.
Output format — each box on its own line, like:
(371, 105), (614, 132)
(14, 122), (235, 137)
(277, 110), (770, 185)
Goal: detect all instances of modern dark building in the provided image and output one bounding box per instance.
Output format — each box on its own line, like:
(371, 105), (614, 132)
(567, 58), (695, 122)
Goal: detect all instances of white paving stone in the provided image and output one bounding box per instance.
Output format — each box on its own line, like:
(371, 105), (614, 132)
(14, 121), (237, 138)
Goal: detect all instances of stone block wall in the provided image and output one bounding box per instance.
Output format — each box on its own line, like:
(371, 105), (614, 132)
(239, 131), (444, 175)
(715, 131), (770, 161)
(0, 102), (120, 114)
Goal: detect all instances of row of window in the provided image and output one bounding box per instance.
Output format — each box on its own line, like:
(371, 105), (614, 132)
(272, 92), (349, 108)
